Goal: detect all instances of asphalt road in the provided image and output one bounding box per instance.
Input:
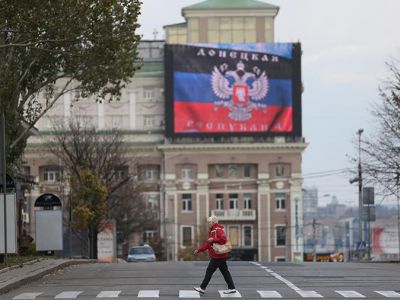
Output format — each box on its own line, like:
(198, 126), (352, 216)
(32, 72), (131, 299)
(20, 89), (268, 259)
(2, 261), (400, 299)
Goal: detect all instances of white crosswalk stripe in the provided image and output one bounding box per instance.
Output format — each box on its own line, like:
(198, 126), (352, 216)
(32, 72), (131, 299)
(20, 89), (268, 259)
(375, 291), (400, 298)
(54, 291), (83, 299)
(179, 290), (201, 298)
(138, 290), (160, 297)
(296, 290), (323, 298)
(336, 290), (365, 298)
(13, 293), (43, 300)
(257, 290), (283, 298)
(96, 291), (121, 298)
(219, 290), (242, 298)
(11, 288), (400, 299)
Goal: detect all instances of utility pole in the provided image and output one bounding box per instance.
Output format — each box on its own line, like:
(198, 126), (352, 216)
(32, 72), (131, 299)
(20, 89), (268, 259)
(357, 129), (363, 249)
(397, 173), (400, 262)
(0, 112), (8, 265)
(312, 218), (316, 262)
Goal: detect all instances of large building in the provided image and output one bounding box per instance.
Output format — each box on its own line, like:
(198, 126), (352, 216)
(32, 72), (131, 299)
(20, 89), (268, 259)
(23, 0), (307, 262)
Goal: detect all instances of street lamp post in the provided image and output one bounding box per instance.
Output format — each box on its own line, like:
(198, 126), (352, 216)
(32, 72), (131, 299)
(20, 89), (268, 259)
(350, 129), (364, 260)
(397, 173), (400, 262)
(357, 129), (364, 249)
(0, 112), (8, 265)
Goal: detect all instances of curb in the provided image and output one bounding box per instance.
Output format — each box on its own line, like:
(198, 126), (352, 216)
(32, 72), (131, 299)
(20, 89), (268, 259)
(0, 259), (40, 274)
(0, 260), (94, 295)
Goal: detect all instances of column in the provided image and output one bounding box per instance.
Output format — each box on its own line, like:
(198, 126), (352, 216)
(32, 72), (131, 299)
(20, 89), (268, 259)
(257, 173), (270, 261)
(196, 173), (209, 234)
(164, 175), (177, 261)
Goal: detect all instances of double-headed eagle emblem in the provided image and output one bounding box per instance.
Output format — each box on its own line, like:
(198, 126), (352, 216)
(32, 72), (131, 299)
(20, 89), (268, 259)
(211, 61), (269, 121)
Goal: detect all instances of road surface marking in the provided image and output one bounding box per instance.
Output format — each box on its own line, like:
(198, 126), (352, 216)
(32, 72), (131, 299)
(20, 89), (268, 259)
(13, 293), (43, 300)
(296, 290), (323, 298)
(270, 272), (301, 291)
(54, 291), (82, 299)
(375, 291), (400, 298)
(96, 291), (121, 298)
(336, 291), (365, 298)
(179, 290), (201, 298)
(267, 269), (323, 298)
(138, 290), (160, 297)
(219, 290), (242, 298)
(257, 290), (283, 298)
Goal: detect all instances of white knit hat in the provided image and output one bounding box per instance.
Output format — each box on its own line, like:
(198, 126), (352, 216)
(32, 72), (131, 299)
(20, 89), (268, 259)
(207, 215), (218, 223)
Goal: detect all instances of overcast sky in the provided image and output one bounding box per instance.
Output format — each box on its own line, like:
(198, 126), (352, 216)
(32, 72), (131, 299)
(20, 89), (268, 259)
(138, 0), (400, 206)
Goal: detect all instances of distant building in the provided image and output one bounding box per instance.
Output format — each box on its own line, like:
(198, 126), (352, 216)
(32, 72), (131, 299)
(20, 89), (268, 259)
(302, 187), (318, 220)
(23, 0), (307, 262)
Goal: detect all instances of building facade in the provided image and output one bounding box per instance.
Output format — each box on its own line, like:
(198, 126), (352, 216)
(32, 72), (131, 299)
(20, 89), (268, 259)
(23, 0), (306, 262)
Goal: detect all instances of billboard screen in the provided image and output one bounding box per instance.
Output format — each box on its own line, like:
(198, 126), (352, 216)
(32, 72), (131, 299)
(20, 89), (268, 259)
(165, 43), (302, 137)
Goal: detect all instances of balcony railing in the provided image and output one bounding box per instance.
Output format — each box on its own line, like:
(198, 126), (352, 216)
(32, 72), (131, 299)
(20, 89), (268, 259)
(211, 209), (256, 221)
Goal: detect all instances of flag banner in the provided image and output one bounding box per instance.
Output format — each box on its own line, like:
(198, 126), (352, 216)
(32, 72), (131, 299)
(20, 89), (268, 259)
(165, 43), (302, 137)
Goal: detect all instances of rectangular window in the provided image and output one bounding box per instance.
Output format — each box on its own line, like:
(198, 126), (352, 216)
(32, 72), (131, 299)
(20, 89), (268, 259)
(215, 165), (224, 178)
(244, 17), (256, 29)
(216, 193), (224, 210)
(114, 166), (128, 181)
(143, 230), (156, 243)
(232, 17), (244, 30)
(276, 193), (286, 210)
(244, 165), (252, 177)
(208, 30), (220, 43)
(43, 168), (63, 182)
(182, 194), (192, 212)
(143, 88), (154, 100)
(220, 31), (232, 43)
(181, 166), (193, 180)
(229, 193), (238, 210)
(244, 30), (256, 43)
(243, 226), (252, 247)
(208, 18), (219, 30)
(244, 193), (252, 209)
(182, 226), (193, 247)
(232, 30), (244, 43)
(276, 226), (286, 246)
(139, 165), (160, 181)
(144, 194), (159, 210)
(275, 164), (285, 177)
(143, 115), (156, 127)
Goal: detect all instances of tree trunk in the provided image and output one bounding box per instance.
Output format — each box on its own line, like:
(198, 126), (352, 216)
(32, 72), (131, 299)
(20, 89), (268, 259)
(88, 224), (98, 259)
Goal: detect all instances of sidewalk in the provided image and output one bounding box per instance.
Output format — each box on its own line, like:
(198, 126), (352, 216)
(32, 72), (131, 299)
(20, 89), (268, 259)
(0, 258), (93, 295)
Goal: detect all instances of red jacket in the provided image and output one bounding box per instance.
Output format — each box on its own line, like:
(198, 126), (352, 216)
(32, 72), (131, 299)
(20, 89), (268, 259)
(196, 223), (228, 259)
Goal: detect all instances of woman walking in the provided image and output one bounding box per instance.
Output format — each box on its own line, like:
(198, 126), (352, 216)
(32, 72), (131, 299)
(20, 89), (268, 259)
(193, 215), (237, 295)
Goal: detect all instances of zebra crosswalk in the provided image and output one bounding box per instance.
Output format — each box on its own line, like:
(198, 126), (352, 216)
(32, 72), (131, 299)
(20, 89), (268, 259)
(11, 289), (400, 299)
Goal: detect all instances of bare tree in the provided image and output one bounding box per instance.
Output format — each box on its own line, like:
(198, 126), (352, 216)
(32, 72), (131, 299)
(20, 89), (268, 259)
(358, 58), (400, 198)
(47, 118), (155, 258)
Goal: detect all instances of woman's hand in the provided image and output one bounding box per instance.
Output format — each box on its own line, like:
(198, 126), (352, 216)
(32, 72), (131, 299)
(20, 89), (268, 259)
(194, 249), (199, 254)
(207, 238), (214, 242)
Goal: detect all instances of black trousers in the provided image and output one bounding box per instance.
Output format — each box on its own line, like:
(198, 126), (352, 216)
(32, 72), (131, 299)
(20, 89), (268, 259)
(200, 258), (235, 290)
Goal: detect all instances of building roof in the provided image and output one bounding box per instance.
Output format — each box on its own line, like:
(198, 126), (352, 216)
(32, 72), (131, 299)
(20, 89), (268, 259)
(183, 0), (279, 10)
(163, 22), (187, 29)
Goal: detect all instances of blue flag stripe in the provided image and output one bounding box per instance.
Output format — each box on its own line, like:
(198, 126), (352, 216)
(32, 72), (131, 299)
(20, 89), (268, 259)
(174, 71), (292, 106)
